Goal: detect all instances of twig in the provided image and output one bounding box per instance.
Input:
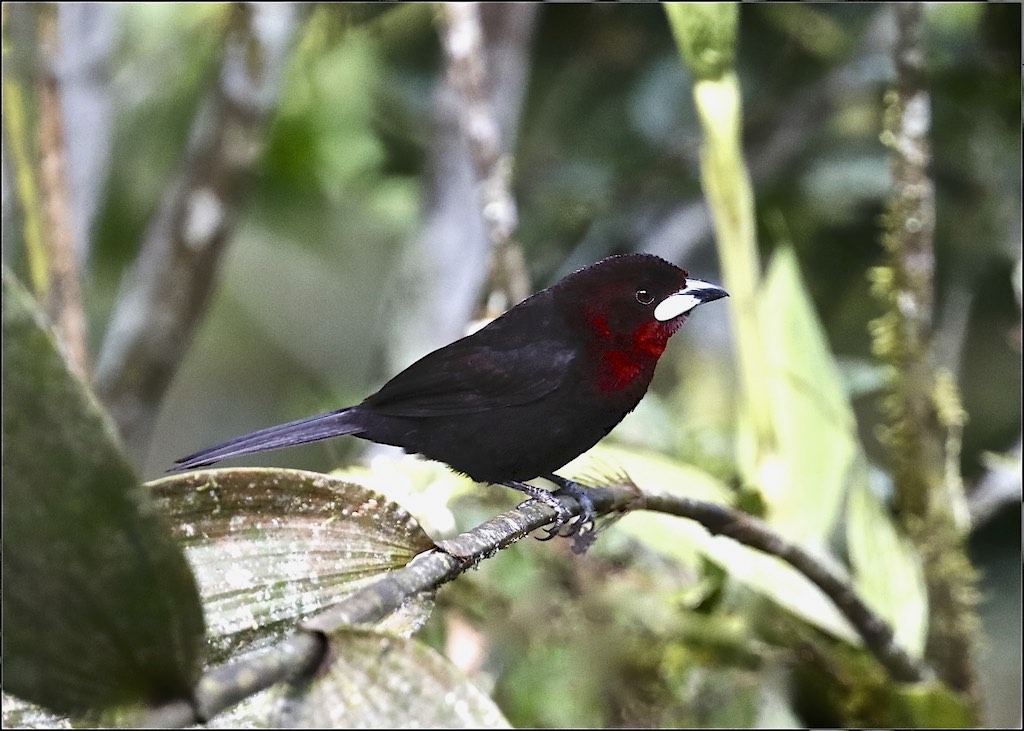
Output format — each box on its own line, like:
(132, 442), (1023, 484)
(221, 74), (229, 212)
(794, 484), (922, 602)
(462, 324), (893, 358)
(93, 3), (305, 463)
(139, 482), (927, 726)
(437, 2), (531, 315)
(380, 4), (536, 380)
(38, 6), (89, 380)
(54, 3), (117, 267)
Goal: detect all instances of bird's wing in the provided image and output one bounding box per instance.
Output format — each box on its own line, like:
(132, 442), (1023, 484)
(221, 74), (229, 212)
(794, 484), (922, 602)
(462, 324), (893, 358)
(363, 333), (577, 418)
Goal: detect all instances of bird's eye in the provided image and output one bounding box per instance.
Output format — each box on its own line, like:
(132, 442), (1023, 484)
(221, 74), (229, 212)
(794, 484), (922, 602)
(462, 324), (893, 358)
(635, 289), (655, 305)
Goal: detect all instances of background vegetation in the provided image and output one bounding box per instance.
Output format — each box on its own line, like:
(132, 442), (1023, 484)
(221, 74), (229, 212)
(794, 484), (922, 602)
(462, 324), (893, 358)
(3, 3), (1019, 727)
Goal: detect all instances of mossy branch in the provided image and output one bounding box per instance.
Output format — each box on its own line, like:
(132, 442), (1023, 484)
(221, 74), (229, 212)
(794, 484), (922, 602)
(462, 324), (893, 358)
(869, 3), (980, 709)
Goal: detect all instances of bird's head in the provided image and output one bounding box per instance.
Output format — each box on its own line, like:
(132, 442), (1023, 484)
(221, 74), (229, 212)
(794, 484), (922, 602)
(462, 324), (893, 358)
(554, 254), (728, 392)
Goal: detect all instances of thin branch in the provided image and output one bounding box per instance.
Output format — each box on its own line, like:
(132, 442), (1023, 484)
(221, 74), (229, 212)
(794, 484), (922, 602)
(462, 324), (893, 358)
(139, 482), (927, 726)
(93, 3), (305, 464)
(55, 2), (118, 267)
(379, 4), (536, 382)
(437, 2), (531, 315)
(38, 6), (89, 380)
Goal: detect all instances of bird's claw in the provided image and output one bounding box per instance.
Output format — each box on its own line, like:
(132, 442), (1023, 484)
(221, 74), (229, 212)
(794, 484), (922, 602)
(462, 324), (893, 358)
(499, 478), (598, 548)
(536, 479), (597, 542)
(526, 490), (576, 541)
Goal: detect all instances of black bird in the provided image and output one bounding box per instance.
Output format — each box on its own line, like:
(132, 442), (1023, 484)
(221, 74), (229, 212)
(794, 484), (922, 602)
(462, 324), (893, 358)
(174, 254), (728, 534)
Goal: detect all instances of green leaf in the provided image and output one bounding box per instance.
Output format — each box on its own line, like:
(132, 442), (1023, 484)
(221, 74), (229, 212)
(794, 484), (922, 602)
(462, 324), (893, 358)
(894, 681), (974, 727)
(272, 628), (510, 728)
(847, 475), (929, 658)
(758, 246), (858, 542)
(148, 468), (437, 663)
(1, 266), (205, 716)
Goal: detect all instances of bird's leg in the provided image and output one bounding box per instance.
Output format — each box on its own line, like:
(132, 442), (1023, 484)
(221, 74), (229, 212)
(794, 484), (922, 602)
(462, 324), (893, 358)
(500, 480), (575, 535)
(543, 474), (596, 539)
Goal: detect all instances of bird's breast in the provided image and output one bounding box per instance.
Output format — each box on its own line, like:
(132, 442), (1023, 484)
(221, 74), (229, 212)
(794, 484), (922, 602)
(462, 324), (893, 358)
(595, 350), (645, 393)
(590, 346), (665, 400)
(589, 320), (669, 395)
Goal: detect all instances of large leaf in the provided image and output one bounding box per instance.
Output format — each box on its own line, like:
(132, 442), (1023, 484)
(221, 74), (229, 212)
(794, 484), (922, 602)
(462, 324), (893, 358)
(893, 681), (974, 727)
(1, 266), (205, 716)
(757, 246), (859, 542)
(0, 692), (73, 729)
(148, 468), (437, 663)
(273, 628), (510, 728)
(847, 474), (928, 658)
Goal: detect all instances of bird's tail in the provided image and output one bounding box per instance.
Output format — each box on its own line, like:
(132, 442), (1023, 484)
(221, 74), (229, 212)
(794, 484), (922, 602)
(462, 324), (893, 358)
(171, 408), (362, 472)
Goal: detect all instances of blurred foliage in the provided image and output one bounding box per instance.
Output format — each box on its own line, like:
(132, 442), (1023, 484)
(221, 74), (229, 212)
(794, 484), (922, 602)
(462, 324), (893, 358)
(2, 2), (1020, 728)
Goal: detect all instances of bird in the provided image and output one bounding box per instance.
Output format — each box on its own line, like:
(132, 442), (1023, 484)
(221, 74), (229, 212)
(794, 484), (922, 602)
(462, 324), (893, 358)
(173, 254), (727, 537)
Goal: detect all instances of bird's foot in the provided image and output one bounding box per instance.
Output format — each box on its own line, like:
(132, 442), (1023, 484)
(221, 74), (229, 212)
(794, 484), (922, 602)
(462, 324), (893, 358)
(539, 475), (597, 551)
(501, 480), (575, 533)
(500, 478), (598, 552)
(501, 479), (598, 540)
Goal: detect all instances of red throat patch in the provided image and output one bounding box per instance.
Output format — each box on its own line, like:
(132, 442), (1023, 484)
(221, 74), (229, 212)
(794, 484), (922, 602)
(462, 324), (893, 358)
(591, 319), (670, 393)
(598, 350), (643, 392)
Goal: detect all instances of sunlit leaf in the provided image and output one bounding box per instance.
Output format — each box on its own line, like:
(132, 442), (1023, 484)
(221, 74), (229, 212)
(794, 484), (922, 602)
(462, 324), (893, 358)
(0, 692), (72, 729)
(894, 680), (974, 727)
(148, 468), (436, 663)
(847, 475), (929, 658)
(2, 266), (205, 715)
(333, 454), (479, 537)
(272, 628), (510, 728)
(758, 246), (859, 542)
